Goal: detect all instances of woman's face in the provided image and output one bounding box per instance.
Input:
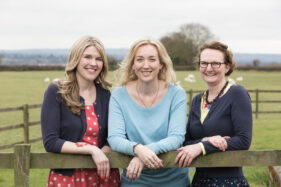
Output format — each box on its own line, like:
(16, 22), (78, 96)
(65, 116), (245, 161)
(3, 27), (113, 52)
(199, 49), (230, 86)
(76, 46), (103, 84)
(132, 44), (162, 83)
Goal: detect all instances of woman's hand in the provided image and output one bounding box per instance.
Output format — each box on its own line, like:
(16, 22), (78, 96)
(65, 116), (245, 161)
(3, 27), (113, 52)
(101, 145), (112, 152)
(174, 143), (202, 167)
(203, 135), (230, 151)
(126, 157), (144, 181)
(89, 145), (110, 179)
(134, 144), (163, 169)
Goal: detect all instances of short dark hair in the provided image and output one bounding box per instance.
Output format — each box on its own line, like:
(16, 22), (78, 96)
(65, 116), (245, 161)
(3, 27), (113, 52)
(199, 41), (236, 76)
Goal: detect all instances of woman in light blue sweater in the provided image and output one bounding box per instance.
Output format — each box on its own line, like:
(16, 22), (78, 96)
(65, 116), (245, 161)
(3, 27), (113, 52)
(108, 37), (190, 186)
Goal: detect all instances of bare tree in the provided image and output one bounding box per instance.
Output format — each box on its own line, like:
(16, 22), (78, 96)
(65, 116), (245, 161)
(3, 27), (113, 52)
(161, 32), (196, 67)
(160, 23), (215, 69)
(180, 23), (215, 51)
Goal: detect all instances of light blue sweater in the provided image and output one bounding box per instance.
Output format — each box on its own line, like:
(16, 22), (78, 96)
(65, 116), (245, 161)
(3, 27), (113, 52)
(108, 84), (190, 186)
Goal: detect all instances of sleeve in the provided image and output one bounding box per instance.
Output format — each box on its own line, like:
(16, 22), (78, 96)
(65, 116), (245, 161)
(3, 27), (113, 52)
(145, 88), (187, 154)
(103, 90), (111, 146)
(41, 83), (66, 153)
(202, 86), (253, 154)
(107, 95), (138, 156)
(183, 96), (203, 146)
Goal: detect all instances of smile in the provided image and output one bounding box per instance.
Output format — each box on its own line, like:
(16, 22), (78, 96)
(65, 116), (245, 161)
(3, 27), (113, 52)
(141, 71), (153, 75)
(204, 72), (216, 76)
(86, 68), (97, 72)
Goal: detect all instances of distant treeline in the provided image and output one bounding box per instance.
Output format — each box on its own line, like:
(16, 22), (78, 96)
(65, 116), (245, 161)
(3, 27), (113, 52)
(1, 23), (281, 70)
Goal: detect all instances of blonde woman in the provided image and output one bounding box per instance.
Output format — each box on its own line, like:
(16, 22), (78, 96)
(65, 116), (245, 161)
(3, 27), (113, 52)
(41, 36), (120, 187)
(108, 38), (190, 186)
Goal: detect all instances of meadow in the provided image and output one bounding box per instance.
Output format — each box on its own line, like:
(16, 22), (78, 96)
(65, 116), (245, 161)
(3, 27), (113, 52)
(0, 70), (281, 187)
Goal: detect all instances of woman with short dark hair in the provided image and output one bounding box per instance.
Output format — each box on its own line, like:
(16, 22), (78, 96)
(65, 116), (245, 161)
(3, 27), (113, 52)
(175, 41), (252, 187)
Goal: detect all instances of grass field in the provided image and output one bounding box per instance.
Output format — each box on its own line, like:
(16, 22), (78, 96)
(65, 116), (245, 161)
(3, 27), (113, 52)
(0, 70), (281, 187)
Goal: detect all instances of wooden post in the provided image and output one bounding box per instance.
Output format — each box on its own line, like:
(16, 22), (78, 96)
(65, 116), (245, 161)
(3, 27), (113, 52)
(188, 90), (193, 112)
(14, 144), (30, 187)
(255, 89), (259, 119)
(22, 104), (29, 143)
(268, 166), (281, 187)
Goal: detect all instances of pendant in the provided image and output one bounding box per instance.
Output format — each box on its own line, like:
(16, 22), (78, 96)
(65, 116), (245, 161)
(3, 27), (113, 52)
(204, 103), (211, 109)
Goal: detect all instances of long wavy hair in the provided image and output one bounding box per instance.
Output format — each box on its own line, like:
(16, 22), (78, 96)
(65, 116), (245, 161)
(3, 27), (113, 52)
(57, 35), (111, 115)
(117, 37), (176, 87)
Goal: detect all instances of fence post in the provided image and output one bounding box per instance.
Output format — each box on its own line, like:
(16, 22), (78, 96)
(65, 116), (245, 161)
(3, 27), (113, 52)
(255, 89), (259, 119)
(188, 89), (193, 111)
(22, 104), (29, 143)
(14, 144), (30, 187)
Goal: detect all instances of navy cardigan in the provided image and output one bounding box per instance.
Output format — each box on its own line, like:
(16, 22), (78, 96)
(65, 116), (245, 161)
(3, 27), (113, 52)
(41, 83), (110, 176)
(184, 85), (253, 178)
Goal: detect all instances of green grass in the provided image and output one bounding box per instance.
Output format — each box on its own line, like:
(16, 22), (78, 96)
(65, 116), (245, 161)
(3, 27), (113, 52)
(0, 70), (281, 186)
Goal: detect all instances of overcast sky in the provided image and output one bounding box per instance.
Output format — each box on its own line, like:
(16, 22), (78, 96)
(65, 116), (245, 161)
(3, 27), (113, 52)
(0, 0), (281, 53)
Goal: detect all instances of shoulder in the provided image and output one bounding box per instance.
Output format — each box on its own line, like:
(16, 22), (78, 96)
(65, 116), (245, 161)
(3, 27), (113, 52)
(96, 83), (111, 97)
(111, 85), (125, 95)
(193, 91), (204, 101)
(45, 82), (59, 94)
(229, 84), (249, 97)
(42, 83), (62, 104)
(169, 83), (186, 95)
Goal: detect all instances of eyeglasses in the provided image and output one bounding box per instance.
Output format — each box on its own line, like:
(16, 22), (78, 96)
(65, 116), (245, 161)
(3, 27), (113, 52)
(199, 61), (225, 69)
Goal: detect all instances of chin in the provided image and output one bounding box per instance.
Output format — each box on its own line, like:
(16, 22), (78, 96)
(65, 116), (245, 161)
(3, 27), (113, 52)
(204, 78), (218, 85)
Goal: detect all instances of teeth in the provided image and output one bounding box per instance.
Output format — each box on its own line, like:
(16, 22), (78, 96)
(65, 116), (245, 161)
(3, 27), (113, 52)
(142, 71), (151, 75)
(205, 73), (215, 76)
(88, 69), (96, 72)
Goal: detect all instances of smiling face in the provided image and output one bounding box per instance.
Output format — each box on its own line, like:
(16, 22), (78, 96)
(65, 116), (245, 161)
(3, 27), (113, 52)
(132, 44), (163, 83)
(76, 46), (103, 84)
(199, 48), (230, 86)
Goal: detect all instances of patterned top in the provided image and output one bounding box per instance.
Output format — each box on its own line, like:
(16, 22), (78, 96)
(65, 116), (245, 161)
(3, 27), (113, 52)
(47, 105), (120, 187)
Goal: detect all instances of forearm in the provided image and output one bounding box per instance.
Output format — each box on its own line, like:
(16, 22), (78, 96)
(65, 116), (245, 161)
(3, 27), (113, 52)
(61, 141), (96, 155)
(108, 136), (138, 156)
(183, 138), (202, 146)
(146, 135), (184, 154)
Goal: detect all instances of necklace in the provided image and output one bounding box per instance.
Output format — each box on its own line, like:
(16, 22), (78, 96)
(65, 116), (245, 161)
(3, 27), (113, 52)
(205, 81), (229, 105)
(136, 81), (159, 108)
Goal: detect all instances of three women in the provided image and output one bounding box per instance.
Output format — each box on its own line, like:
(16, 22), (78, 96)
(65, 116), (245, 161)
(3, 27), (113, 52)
(42, 36), (252, 186)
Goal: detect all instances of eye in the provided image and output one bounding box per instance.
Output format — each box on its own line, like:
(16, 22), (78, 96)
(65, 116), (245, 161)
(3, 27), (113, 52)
(136, 58), (143, 62)
(150, 58), (156, 62)
(96, 57), (103, 61)
(201, 62), (208, 66)
(212, 62), (220, 66)
(84, 55), (92, 59)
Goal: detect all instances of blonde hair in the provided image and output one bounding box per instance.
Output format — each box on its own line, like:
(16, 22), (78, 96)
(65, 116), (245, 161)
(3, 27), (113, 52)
(117, 37), (176, 86)
(57, 35), (111, 115)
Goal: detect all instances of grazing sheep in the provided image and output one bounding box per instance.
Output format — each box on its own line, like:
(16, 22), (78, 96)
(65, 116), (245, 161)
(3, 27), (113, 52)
(184, 74), (196, 82)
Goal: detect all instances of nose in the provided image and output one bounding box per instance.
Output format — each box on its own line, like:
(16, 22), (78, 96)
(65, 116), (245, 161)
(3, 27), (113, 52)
(143, 60), (149, 68)
(90, 59), (97, 66)
(206, 63), (213, 71)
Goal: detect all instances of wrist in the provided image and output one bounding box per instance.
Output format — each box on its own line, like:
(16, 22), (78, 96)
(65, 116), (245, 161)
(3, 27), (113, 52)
(133, 143), (141, 155)
(88, 145), (98, 155)
(202, 137), (208, 141)
(198, 142), (206, 155)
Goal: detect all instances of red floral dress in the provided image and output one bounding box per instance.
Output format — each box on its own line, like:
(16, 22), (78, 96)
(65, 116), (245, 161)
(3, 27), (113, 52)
(47, 105), (121, 187)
